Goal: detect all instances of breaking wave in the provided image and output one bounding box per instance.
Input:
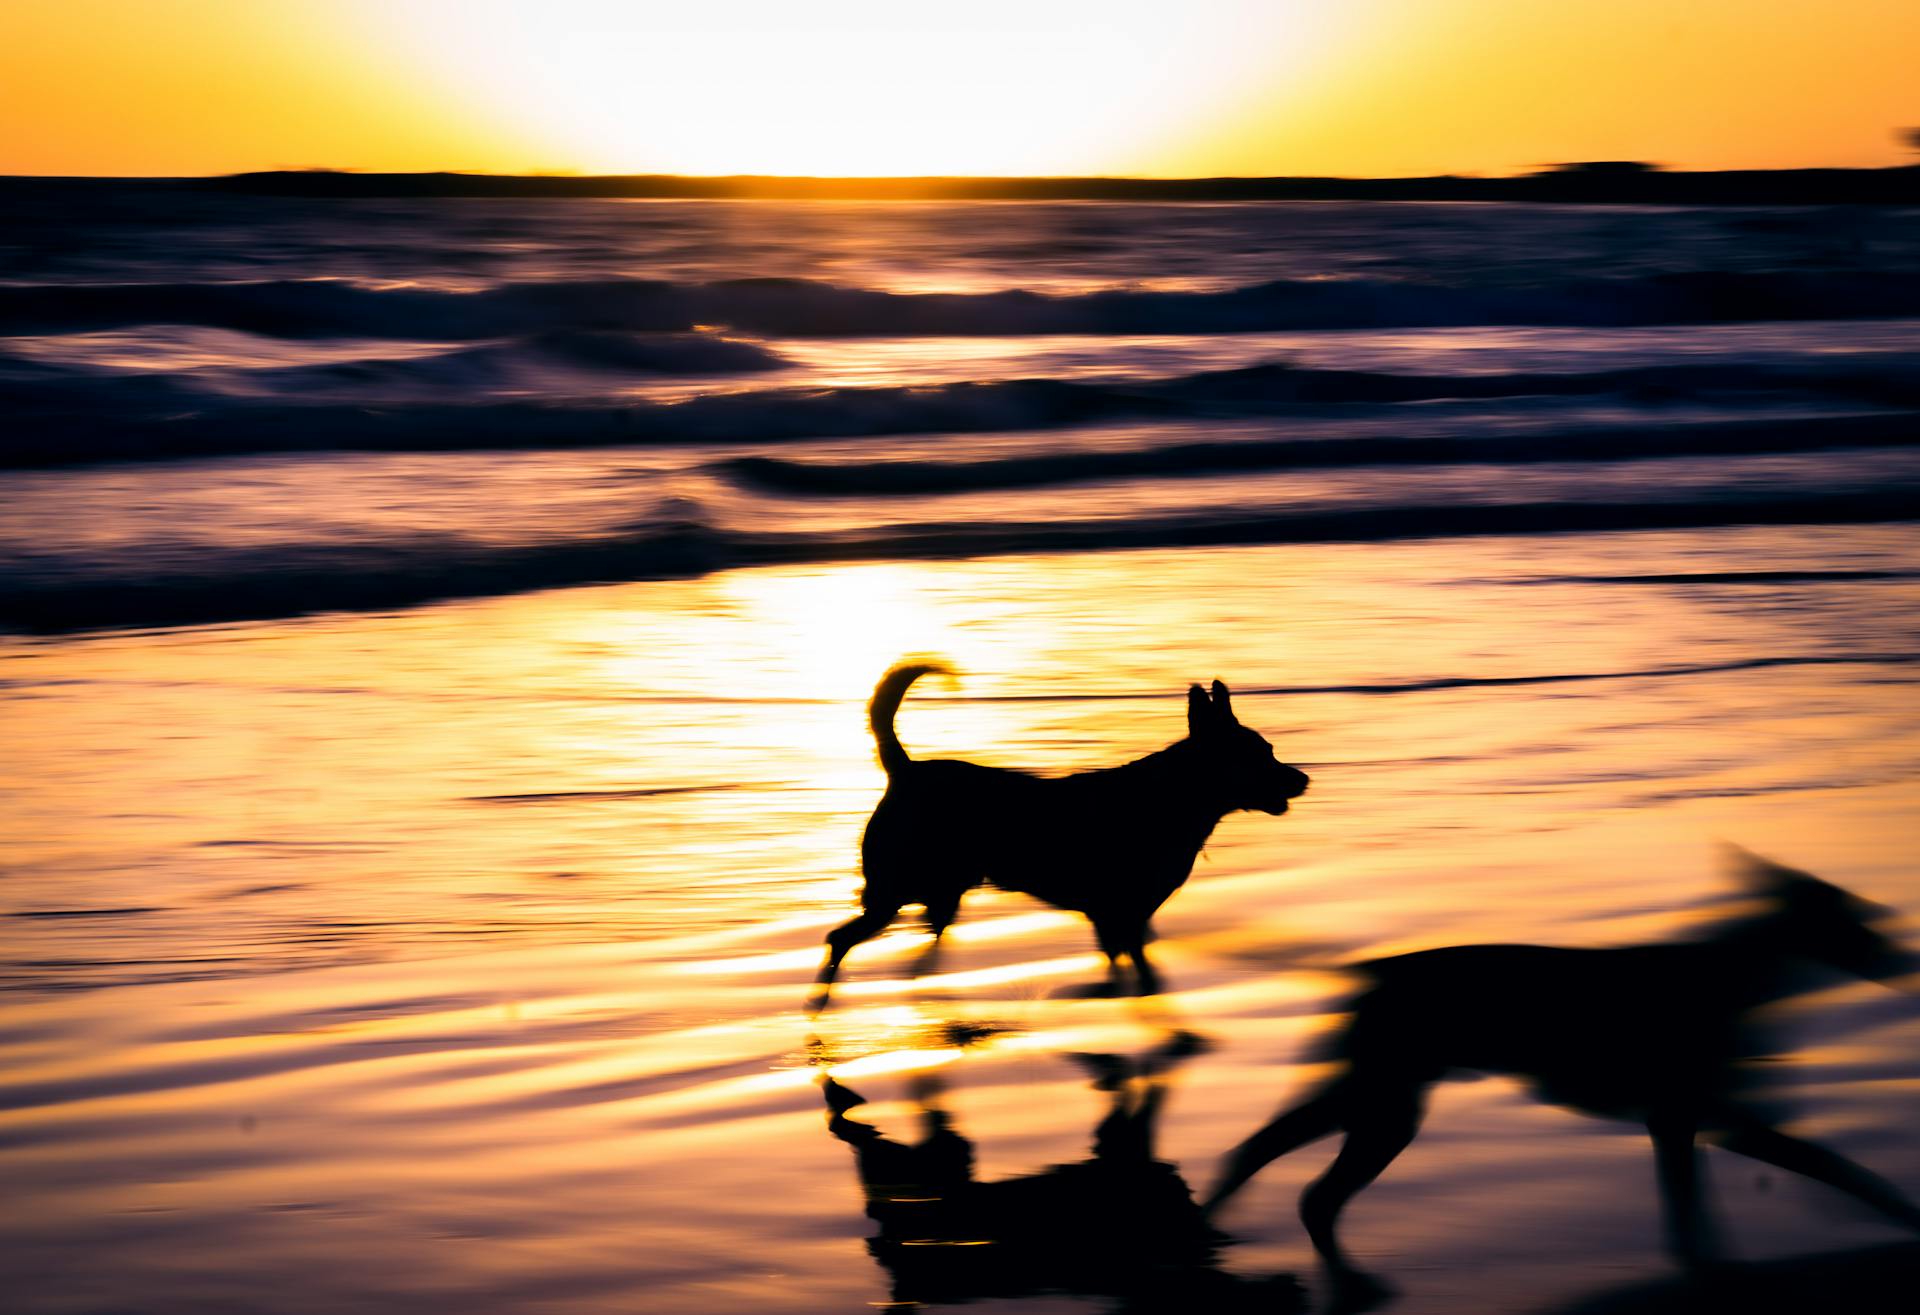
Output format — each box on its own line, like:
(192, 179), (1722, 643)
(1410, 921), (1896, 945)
(8, 269), (1920, 342)
(6, 357), (1917, 468)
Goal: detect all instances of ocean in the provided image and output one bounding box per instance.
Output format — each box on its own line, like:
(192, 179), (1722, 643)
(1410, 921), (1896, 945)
(3, 189), (1918, 1313)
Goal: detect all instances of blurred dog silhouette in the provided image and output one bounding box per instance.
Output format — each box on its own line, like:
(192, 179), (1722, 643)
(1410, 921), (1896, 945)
(822, 1035), (1304, 1312)
(810, 663), (1309, 1010)
(1203, 851), (1920, 1312)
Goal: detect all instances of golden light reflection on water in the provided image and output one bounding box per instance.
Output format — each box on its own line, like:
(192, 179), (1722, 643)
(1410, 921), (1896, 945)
(3, 529), (1920, 1312)
(709, 564), (1019, 712)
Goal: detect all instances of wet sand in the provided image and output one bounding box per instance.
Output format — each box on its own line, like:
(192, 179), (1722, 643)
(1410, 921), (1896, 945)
(4, 529), (1919, 1313)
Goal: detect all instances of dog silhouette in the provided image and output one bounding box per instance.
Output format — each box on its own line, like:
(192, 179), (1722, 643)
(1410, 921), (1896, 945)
(811, 663), (1309, 1009)
(1203, 851), (1920, 1311)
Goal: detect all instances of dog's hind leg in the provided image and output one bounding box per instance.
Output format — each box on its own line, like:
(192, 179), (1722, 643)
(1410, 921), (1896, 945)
(913, 890), (963, 982)
(1202, 1083), (1346, 1216)
(1714, 1113), (1920, 1234)
(809, 903), (901, 1012)
(1299, 1086), (1423, 1311)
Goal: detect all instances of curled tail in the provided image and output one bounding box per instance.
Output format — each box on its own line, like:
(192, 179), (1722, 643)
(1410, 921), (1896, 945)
(870, 662), (949, 775)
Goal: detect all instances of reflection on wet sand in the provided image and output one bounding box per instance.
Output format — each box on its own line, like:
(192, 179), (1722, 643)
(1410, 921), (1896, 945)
(824, 1028), (1304, 1313)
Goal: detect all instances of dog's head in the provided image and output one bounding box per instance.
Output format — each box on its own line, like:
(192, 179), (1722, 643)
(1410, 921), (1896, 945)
(1186, 680), (1309, 816)
(1735, 849), (1913, 985)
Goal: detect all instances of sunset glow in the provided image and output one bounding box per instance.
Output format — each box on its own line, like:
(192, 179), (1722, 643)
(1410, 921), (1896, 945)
(5, 0), (1917, 177)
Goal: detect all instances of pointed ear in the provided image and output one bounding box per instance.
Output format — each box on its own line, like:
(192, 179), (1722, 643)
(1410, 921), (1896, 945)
(1725, 844), (1816, 897)
(1725, 844), (1783, 890)
(1210, 680), (1235, 722)
(1188, 683), (1211, 736)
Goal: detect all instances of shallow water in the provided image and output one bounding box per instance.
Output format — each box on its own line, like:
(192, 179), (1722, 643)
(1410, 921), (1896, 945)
(5, 529), (1919, 1313)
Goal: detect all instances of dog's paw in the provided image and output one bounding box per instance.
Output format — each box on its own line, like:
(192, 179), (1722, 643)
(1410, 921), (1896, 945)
(1326, 1266), (1398, 1315)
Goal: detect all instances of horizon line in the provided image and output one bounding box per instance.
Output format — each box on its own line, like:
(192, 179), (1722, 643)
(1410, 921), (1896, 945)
(8, 161), (1920, 183)
(6, 164), (1917, 207)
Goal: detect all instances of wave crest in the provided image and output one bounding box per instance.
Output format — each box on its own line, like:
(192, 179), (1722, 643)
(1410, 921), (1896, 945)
(8, 270), (1920, 342)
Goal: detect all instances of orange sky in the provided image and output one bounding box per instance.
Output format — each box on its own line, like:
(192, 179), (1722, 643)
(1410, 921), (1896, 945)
(4, 0), (1917, 177)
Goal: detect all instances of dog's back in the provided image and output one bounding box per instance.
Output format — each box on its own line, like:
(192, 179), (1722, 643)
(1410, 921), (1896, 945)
(1334, 858), (1908, 1115)
(1336, 942), (1762, 1116)
(872, 755), (1225, 911)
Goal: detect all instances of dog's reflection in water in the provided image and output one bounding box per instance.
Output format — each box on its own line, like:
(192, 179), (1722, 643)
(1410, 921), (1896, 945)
(823, 1034), (1303, 1313)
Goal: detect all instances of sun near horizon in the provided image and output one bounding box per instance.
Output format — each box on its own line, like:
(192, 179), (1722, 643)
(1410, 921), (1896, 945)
(5, 0), (1919, 179)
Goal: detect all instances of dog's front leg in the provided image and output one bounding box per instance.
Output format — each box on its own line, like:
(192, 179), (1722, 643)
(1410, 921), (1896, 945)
(809, 903), (901, 1012)
(1087, 917), (1131, 996)
(1128, 933), (1164, 996)
(1714, 1113), (1920, 1234)
(1648, 1106), (1719, 1268)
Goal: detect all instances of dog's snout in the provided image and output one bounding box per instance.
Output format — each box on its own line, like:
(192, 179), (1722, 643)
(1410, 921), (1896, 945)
(1254, 763), (1310, 816)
